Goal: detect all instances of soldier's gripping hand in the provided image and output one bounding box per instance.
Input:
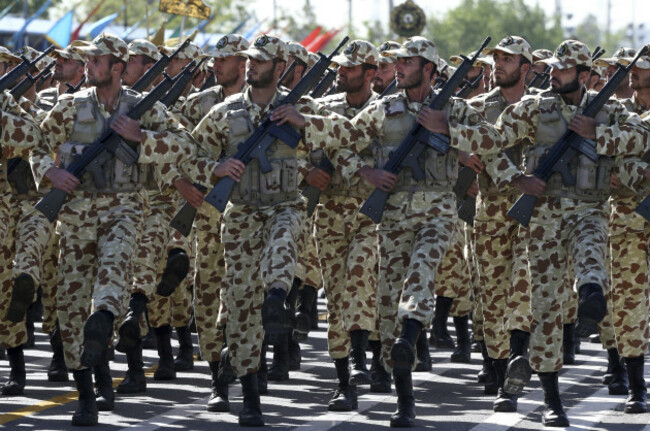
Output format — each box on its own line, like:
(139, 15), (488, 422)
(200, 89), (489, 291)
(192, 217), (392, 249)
(417, 106), (450, 135)
(467, 180), (479, 198)
(359, 166), (398, 192)
(214, 158), (246, 182)
(512, 174), (546, 197)
(45, 167), (80, 193)
(270, 104), (306, 129)
(174, 177), (204, 209)
(459, 151), (484, 173)
(111, 115), (143, 142)
(568, 114), (597, 140)
(611, 173), (621, 189)
(305, 168), (331, 191)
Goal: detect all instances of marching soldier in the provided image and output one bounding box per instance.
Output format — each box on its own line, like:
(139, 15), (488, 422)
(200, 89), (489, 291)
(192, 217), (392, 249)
(371, 41), (400, 95)
(38, 46), (86, 111)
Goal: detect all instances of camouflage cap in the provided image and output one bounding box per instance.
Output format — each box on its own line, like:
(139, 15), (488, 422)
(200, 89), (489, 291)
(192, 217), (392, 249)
(331, 39), (379, 67)
(308, 52), (320, 67)
(159, 41), (203, 61)
(377, 41), (401, 64)
(483, 35), (533, 63)
(128, 39), (161, 61)
(532, 48), (553, 62)
(14, 46), (51, 71)
(74, 33), (129, 62)
(540, 40), (591, 70)
(286, 41), (313, 66)
(590, 64), (608, 76)
(238, 34), (288, 62)
(205, 34), (250, 59)
(448, 50), (493, 68)
(594, 46), (637, 67)
(618, 45), (650, 69)
(0, 46), (21, 63)
(437, 59), (451, 78)
(382, 36), (439, 64)
(52, 46), (85, 63)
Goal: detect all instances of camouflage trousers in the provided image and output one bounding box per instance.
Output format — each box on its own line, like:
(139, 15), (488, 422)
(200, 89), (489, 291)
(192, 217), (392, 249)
(296, 213), (323, 289)
(598, 241), (617, 350)
(377, 191), (456, 372)
(0, 209), (27, 349)
(474, 194), (532, 359)
(55, 192), (144, 370)
(221, 199), (305, 377)
(13, 197), (60, 334)
(193, 205), (226, 363)
(609, 198), (650, 358)
(0, 191), (10, 245)
(436, 220), (473, 319)
(314, 195), (378, 359)
(525, 197), (609, 373)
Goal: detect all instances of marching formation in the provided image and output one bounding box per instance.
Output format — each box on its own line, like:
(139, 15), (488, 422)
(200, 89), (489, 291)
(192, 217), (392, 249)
(0, 29), (650, 429)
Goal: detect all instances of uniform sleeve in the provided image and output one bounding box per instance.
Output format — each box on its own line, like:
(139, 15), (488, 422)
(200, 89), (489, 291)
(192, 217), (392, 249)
(1, 90), (42, 158)
(595, 106), (650, 157)
(493, 97), (539, 151)
(614, 155), (649, 192)
(448, 97), (502, 155)
(185, 104), (229, 185)
(483, 152), (522, 190)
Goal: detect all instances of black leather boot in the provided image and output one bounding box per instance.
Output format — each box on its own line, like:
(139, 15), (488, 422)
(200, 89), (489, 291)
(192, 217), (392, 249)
(80, 310), (114, 369)
(174, 325), (194, 371)
(218, 346), (236, 385)
(258, 342), (268, 395)
(504, 330), (531, 395)
(288, 334), (301, 371)
(477, 341), (491, 383)
(369, 339), (391, 393)
(262, 287), (289, 345)
(563, 323), (576, 365)
(493, 358), (517, 412)
(116, 292), (147, 353)
(2, 346), (26, 395)
(624, 356), (647, 413)
(608, 348), (628, 396)
(576, 283), (607, 337)
(391, 319), (422, 372)
(71, 369), (98, 426)
(294, 283), (316, 342)
(239, 372), (264, 426)
(207, 361), (230, 412)
(349, 329), (371, 384)
(157, 248), (190, 297)
(390, 370), (415, 427)
(116, 339), (146, 394)
(450, 315), (471, 363)
(5, 273), (35, 323)
(430, 296), (454, 349)
(602, 347), (620, 385)
(93, 349), (114, 411)
(328, 357), (358, 411)
(414, 330), (432, 372)
(48, 324), (69, 382)
(268, 334), (289, 381)
(538, 372), (569, 427)
(153, 325), (176, 380)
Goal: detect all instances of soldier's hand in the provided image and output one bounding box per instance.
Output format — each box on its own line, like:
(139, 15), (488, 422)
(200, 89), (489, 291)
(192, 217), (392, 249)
(417, 107), (450, 135)
(467, 180), (479, 198)
(111, 115), (143, 142)
(611, 173), (621, 189)
(270, 104), (306, 129)
(512, 174), (546, 197)
(305, 168), (331, 191)
(459, 151), (484, 173)
(359, 166), (398, 192)
(45, 167), (79, 193)
(214, 158), (246, 182)
(174, 178), (204, 208)
(568, 115), (597, 140)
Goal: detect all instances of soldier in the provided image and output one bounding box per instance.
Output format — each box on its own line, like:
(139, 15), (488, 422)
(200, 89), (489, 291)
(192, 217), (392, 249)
(596, 47), (637, 100)
(491, 40), (649, 426)
(121, 39), (161, 89)
(371, 41), (400, 94)
(0, 90), (44, 395)
(188, 34), (358, 426)
(38, 46), (85, 111)
(31, 33), (194, 426)
(526, 49), (553, 88)
(339, 36), (502, 427)
(281, 41), (316, 90)
(0, 46), (21, 74)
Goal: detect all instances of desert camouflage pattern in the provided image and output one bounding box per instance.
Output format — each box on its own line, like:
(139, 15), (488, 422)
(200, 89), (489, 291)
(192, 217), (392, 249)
(128, 39), (162, 61)
(435, 220), (472, 311)
(238, 35), (288, 62)
(74, 32), (130, 62)
(331, 39), (380, 67)
(381, 36), (440, 64)
(295, 214), (322, 289)
(181, 85), (228, 130)
(539, 39), (592, 70)
(483, 35), (533, 63)
(205, 34), (250, 59)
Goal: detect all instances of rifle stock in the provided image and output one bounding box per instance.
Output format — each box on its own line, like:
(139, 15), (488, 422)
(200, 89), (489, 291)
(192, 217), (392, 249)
(169, 184), (207, 237)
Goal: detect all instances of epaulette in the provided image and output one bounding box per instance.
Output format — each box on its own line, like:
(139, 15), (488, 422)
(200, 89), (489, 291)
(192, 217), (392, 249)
(224, 92), (246, 111)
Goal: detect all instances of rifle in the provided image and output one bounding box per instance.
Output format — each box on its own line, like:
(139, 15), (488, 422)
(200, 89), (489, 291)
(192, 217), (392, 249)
(0, 46), (54, 92)
(454, 166), (477, 225)
(6, 158), (33, 195)
(359, 37), (492, 223)
(160, 58), (206, 108)
(131, 38), (191, 93)
(379, 79), (397, 97)
(455, 67), (484, 100)
(10, 61), (55, 100)
(509, 45), (649, 227)
(528, 65), (551, 89)
(35, 71), (53, 92)
(278, 60), (297, 88)
(199, 70), (216, 91)
(65, 76), (86, 94)
(169, 184), (207, 236)
(35, 73), (177, 222)
(310, 67), (337, 98)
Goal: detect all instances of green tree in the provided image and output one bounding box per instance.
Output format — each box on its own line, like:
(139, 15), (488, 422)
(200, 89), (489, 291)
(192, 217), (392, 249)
(0, 0), (52, 18)
(568, 13), (626, 54)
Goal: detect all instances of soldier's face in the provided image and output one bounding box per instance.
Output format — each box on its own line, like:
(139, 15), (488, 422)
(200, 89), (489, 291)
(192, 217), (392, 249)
(493, 51), (523, 88)
(0, 61), (6, 77)
(550, 67), (582, 94)
(630, 66), (650, 91)
(165, 58), (191, 78)
(123, 55), (148, 87)
(54, 56), (83, 81)
(372, 62), (396, 93)
(246, 58), (275, 88)
(395, 56), (426, 89)
(86, 55), (113, 87)
(213, 56), (244, 87)
(337, 65), (365, 93)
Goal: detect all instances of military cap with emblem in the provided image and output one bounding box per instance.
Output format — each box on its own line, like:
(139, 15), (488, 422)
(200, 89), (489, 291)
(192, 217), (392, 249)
(286, 41), (315, 67)
(449, 50), (494, 68)
(205, 34), (250, 59)
(381, 36), (439, 64)
(618, 44), (650, 70)
(238, 34), (288, 62)
(594, 46), (637, 67)
(128, 39), (162, 61)
(331, 40), (379, 67)
(51, 45), (85, 63)
(377, 40), (401, 64)
(159, 41), (204, 61)
(483, 35), (533, 63)
(532, 48), (553, 62)
(73, 33), (130, 62)
(539, 40), (592, 70)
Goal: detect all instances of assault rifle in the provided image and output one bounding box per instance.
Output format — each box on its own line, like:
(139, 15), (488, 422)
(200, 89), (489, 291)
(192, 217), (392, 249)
(65, 76), (86, 94)
(310, 67), (337, 98)
(199, 70), (216, 91)
(35, 71), (53, 92)
(508, 45), (649, 227)
(455, 67), (484, 100)
(278, 60), (297, 88)
(160, 58), (206, 108)
(35, 72), (177, 222)
(131, 38), (191, 93)
(169, 36), (350, 234)
(359, 37), (492, 223)
(0, 46), (54, 92)
(528, 65), (551, 89)
(10, 61), (55, 100)
(454, 167), (477, 225)
(6, 158), (33, 195)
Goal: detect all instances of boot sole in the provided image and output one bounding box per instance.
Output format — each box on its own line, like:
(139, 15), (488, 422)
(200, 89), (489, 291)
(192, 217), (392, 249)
(5, 274), (35, 323)
(625, 402), (647, 413)
(349, 370), (372, 385)
(391, 340), (415, 371)
(157, 253), (190, 297)
(493, 398), (517, 412)
(504, 356), (532, 395)
(1, 382), (25, 396)
(328, 400), (358, 411)
(390, 416), (416, 427)
(48, 370), (70, 382)
(116, 319), (140, 354)
(206, 399), (230, 412)
(80, 314), (111, 369)
(116, 384), (146, 394)
(71, 415), (98, 426)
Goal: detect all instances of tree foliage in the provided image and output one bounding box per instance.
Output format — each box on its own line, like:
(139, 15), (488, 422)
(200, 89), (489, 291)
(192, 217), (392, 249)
(0, 0), (52, 18)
